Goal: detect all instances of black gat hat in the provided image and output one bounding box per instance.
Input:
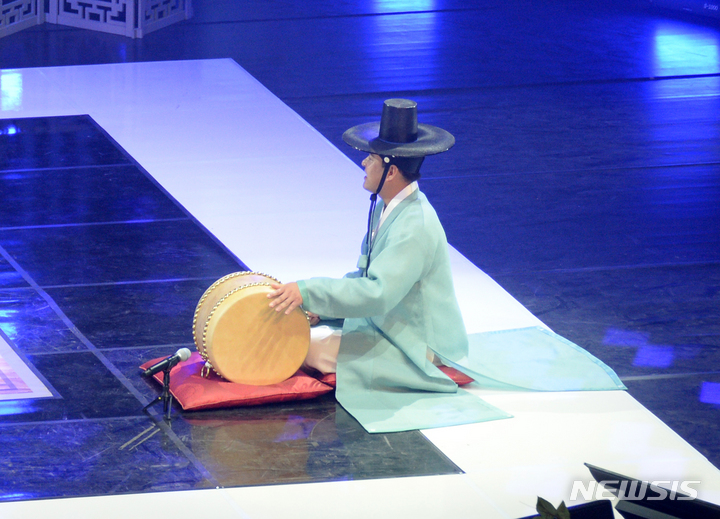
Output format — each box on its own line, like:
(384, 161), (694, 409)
(342, 98), (455, 158)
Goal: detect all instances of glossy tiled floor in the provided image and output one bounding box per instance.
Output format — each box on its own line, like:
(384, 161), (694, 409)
(1, 1), (720, 517)
(0, 114), (464, 498)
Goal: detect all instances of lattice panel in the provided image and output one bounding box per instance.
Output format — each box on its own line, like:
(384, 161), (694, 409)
(138, 0), (188, 37)
(1, 0), (189, 38)
(61, 0), (128, 26)
(142, 0), (183, 22)
(0, 0), (41, 37)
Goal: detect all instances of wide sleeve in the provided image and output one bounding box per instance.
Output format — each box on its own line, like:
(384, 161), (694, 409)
(298, 210), (434, 319)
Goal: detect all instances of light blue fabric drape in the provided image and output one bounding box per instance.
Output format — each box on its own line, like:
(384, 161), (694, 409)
(298, 189), (625, 434)
(335, 316), (513, 433)
(442, 326), (626, 393)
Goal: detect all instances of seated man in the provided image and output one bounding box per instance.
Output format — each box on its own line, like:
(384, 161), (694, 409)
(268, 99), (625, 434)
(268, 98), (465, 377)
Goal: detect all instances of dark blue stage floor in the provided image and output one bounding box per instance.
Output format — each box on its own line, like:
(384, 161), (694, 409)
(1, 0), (719, 511)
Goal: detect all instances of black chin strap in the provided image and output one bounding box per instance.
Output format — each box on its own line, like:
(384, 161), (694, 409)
(364, 160), (391, 276)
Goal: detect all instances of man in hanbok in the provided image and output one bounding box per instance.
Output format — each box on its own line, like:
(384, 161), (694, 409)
(268, 99), (624, 433)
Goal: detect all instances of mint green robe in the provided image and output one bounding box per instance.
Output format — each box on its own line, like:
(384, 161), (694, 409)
(298, 189), (624, 433)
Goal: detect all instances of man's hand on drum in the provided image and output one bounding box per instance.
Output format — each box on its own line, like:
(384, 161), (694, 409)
(268, 282), (304, 315)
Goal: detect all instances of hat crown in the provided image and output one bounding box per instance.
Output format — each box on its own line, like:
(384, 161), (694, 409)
(379, 99), (418, 144)
(342, 97), (454, 158)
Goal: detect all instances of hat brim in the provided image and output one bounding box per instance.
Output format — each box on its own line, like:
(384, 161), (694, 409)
(342, 122), (455, 157)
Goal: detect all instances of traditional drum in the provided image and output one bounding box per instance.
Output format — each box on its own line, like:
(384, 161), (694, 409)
(192, 272), (310, 386)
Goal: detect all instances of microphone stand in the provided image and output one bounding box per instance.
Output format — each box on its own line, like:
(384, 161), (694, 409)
(142, 364), (175, 422)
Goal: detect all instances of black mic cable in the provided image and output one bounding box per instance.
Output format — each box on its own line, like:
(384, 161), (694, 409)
(364, 159), (391, 276)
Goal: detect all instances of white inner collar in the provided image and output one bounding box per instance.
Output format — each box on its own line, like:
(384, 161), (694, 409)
(377, 181), (418, 232)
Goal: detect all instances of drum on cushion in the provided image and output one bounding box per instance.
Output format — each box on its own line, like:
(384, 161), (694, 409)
(193, 272), (310, 386)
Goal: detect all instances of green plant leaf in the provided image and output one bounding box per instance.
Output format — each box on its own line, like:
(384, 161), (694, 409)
(536, 497), (572, 519)
(536, 496), (558, 518)
(557, 501), (571, 519)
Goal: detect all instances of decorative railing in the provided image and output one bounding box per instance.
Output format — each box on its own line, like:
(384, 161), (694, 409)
(1, 0), (192, 39)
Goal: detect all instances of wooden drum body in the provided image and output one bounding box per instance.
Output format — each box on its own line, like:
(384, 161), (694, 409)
(193, 272), (310, 386)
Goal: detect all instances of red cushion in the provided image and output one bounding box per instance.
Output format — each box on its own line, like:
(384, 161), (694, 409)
(439, 365), (475, 386)
(140, 352), (334, 411)
(316, 365), (475, 388)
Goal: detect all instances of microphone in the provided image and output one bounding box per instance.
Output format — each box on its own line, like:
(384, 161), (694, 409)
(142, 348), (191, 377)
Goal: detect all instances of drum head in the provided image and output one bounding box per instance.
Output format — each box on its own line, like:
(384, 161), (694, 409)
(203, 284), (310, 386)
(193, 272), (279, 355)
